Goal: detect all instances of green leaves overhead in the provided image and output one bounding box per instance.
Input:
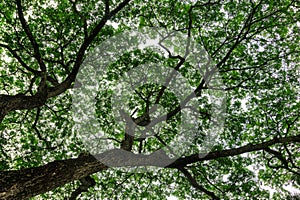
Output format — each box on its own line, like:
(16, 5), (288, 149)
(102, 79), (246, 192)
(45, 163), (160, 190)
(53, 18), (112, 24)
(0, 0), (299, 199)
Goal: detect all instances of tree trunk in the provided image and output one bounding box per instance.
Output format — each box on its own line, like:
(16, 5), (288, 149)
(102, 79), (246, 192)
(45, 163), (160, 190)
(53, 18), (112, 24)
(0, 154), (106, 200)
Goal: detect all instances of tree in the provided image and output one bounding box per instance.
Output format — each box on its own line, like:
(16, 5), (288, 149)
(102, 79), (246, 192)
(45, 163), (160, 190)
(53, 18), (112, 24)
(0, 0), (299, 199)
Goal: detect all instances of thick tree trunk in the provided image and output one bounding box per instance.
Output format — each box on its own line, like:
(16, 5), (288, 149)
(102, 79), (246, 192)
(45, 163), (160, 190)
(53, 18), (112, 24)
(0, 150), (172, 200)
(0, 135), (298, 199)
(0, 154), (106, 200)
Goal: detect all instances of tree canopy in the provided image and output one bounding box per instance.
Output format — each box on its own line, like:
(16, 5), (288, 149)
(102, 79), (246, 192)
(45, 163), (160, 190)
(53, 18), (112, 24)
(0, 0), (299, 199)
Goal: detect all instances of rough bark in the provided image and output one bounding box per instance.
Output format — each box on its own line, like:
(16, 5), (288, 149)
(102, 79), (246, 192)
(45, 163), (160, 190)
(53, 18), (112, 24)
(0, 0), (132, 124)
(0, 94), (47, 123)
(0, 135), (298, 199)
(0, 154), (106, 200)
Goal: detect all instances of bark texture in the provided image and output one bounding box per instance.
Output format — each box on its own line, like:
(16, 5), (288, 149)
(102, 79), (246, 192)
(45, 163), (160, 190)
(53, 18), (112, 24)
(0, 135), (298, 199)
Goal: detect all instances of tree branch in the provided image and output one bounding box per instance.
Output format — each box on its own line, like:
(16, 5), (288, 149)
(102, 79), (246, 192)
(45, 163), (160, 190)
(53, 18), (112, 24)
(0, 0), (132, 123)
(47, 0), (132, 98)
(168, 134), (300, 168)
(178, 167), (220, 200)
(0, 134), (298, 199)
(0, 42), (39, 75)
(16, 0), (46, 72)
(69, 175), (96, 200)
(0, 154), (106, 200)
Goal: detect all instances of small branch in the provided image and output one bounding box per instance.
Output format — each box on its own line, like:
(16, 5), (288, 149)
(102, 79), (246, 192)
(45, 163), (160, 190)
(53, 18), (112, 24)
(99, 137), (121, 143)
(47, 0), (132, 98)
(104, 0), (110, 16)
(0, 43), (39, 75)
(16, 0), (47, 72)
(69, 0), (88, 39)
(168, 134), (300, 168)
(32, 108), (55, 150)
(70, 176), (96, 200)
(284, 144), (299, 170)
(178, 167), (220, 200)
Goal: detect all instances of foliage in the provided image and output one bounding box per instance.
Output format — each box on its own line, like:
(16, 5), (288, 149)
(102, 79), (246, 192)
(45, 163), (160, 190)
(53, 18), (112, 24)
(0, 0), (299, 199)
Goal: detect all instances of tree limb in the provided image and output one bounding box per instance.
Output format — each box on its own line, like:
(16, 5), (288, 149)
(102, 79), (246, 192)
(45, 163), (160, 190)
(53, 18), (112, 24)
(69, 175), (96, 200)
(178, 167), (220, 200)
(167, 134), (300, 168)
(16, 0), (47, 72)
(0, 154), (106, 200)
(0, 134), (298, 199)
